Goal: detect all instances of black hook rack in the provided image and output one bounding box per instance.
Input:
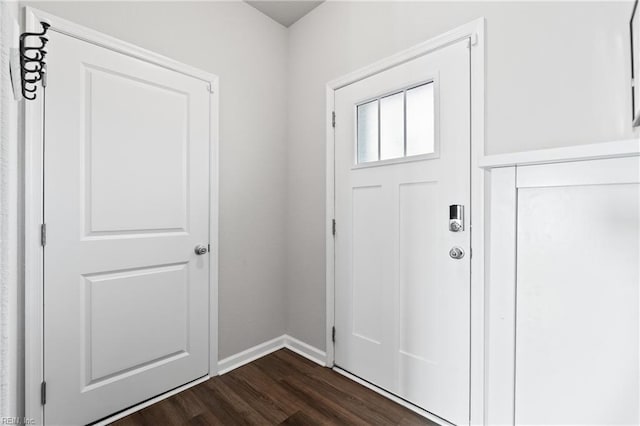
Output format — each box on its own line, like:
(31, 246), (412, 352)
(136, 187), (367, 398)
(19, 21), (50, 101)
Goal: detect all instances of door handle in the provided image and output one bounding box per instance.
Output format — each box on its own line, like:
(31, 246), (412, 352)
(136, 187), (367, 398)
(449, 246), (465, 260)
(194, 244), (208, 255)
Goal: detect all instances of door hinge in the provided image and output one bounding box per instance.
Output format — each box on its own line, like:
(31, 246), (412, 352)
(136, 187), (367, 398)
(332, 111), (336, 128)
(332, 219), (336, 236)
(41, 381), (46, 405)
(40, 223), (46, 247)
(332, 326), (336, 343)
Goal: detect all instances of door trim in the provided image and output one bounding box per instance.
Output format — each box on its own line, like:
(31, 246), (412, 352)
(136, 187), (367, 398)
(324, 18), (486, 425)
(23, 7), (220, 424)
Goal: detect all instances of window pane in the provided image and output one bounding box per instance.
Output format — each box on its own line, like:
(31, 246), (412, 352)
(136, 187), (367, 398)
(406, 83), (435, 156)
(357, 100), (379, 163)
(380, 92), (404, 160)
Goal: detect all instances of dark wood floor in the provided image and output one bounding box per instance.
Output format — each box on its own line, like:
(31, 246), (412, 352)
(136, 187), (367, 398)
(112, 349), (436, 425)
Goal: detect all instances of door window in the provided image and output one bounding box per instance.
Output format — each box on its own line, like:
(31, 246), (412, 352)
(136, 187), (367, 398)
(356, 82), (435, 164)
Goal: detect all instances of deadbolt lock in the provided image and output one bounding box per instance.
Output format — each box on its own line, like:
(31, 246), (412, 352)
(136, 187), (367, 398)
(449, 204), (464, 232)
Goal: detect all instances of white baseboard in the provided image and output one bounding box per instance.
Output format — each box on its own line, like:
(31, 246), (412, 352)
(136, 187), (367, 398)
(217, 334), (326, 375)
(217, 335), (286, 375)
(283, 335), (326, 367)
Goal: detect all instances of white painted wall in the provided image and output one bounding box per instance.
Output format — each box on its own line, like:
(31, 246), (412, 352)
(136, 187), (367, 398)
(285, 1), (639, 350)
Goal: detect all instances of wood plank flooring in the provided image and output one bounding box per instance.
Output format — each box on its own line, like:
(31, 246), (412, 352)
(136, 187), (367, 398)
(112, 349), (436, 425)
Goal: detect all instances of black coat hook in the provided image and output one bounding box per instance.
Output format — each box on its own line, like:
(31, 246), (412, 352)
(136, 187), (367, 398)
(20, 22), (50, 101)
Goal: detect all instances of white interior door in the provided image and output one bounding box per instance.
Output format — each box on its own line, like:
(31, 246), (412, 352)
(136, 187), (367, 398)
(43, 29), (212, 425)
(334, 39), (471, 425)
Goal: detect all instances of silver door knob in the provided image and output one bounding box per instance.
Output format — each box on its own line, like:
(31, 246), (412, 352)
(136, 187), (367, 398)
(194, 244), (208, 255)
(449, 246), (465, 259)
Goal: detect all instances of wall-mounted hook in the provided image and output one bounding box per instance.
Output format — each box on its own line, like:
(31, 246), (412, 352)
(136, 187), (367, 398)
(19, 22), (50, 101)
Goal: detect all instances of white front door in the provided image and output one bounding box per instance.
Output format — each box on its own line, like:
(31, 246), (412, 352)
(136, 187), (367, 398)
(43, 29), (212, 425)
(334, 39), (471, 425)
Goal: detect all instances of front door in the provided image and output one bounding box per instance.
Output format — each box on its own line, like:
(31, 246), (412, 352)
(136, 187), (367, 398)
(43, 29), (212, 425)
(334, 39), (471, 425)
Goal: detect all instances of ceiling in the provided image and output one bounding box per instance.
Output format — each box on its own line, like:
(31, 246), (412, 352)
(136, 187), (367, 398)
(245, 1), (325, 27)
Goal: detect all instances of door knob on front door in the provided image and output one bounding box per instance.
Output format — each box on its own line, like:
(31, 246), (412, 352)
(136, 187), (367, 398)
(194, 244), (208, 255)
(449, 246), (465, 259)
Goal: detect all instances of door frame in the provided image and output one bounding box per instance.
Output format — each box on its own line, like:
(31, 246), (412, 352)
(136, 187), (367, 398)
(324, 18), (486, 425)
(23, 7), (220, 424)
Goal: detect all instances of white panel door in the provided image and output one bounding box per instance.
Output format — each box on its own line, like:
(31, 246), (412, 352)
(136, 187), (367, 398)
(515, 157), (640, 425)
(43, 30), (211, 425)
(334, 39), (471, 425)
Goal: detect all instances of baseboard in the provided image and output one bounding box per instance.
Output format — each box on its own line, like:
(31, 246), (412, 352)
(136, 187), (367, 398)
(217, 334), (326, 375)
(283, 335), (326, 367)
(217, 335), (285, 375)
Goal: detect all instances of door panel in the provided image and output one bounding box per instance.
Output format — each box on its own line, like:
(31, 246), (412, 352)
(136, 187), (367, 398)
(87, 66), (189, 234)
(44, 30), (211, 425)
(516, 181), (639, 425)
(85, 264), (189, 385)
(352, 185), (386, 345)
(334, 39), (471, 425)
(398, 181), (439, 364)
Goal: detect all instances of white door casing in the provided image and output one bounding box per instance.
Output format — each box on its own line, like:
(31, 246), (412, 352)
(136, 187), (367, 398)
(25, 11), (219, 424)
(334, 39), (471, 425)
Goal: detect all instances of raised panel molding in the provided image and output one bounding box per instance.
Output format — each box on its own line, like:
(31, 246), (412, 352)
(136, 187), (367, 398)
(85, 65), (189, 235)
(83, 263), (189, 387)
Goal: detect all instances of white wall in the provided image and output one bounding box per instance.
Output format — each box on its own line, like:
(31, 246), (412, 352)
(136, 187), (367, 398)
(22, 1), (289, 360)
(285, 1), (639, 350)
